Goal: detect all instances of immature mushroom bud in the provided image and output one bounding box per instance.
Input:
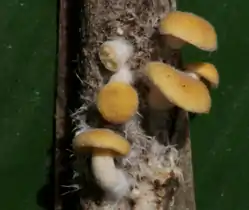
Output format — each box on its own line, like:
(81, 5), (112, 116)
(184, 62), (219, 88)
(73, 128), (131, 200)
(159, 11), (217, 51)
(99, 38), (134, 72)
(145, 62), (211, 113)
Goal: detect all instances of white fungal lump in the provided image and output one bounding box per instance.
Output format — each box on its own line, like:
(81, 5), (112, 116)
(99, 38), (134, 72)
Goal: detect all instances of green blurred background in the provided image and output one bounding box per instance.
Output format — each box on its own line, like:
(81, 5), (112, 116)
(179, 0), (249, 210)
(0, 0), (56, 209)
(0, 0), (248, 209)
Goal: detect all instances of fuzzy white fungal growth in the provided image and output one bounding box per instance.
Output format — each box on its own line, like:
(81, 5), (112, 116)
(116, 27), (124, 35)
(166, 147), (184, 183)
(108, 64), (134, 84)
(92, 156), (130, 200)
(121, 137), (184, 209)
(132, 183), (158, 210)
(99, 37), (134, 72)
(75, 121), (90, 136)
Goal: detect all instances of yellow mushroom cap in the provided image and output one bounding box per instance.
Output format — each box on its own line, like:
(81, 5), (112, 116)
(97, 82), (139, 124)
(184, 62), (219, 88)
(73, 128), (130, 156)
(145, 62), (211, 113)
(159, 11), (217, 51)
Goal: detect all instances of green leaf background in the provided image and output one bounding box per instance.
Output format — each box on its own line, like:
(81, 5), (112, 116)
(0, 0), (56, 209)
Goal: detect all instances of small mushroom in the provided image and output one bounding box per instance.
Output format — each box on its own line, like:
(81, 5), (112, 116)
(184, 62), (219, 88)
(73, 128), (131, 200)
(159, 11), (217, 51)
(145, 61), (211, 113)
(99, 37), (134, 72)
(97, 81), (139, 124)
(97, 64), (138, 124)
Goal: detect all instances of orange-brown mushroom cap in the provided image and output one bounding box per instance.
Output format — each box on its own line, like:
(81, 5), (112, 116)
(97, 82), (139, 124)
(184, 62), (219, 88)
(73, 128), (131, 155)
(159, 11), (217, 51)
(145, 62), (211, 113)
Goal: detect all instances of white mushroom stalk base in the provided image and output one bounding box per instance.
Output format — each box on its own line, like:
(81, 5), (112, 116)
(92, 155), (130, 200)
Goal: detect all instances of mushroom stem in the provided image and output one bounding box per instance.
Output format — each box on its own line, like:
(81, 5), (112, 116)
(184, 72), (200, 80)
(174, 68), (200, 80)
(108, 64), (134, 84)
(146, 86), (172, 137)
(92, 154), (129, 200)
(166, 35), (185, 49)
(148, 86), (174, 111)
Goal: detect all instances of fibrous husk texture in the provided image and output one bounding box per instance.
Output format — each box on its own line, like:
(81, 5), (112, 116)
(69, 0), (194, 209)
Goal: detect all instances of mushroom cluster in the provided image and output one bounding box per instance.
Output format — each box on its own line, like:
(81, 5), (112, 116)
(73, 38), (138, 201)
(73, 128), (131, 200)
(146, 10), (220, 113)
(72, 10), (220, 209)
(159, 11), (217, 51)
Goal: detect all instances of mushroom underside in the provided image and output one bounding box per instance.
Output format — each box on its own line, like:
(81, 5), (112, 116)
(166, 35), (186, 49)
